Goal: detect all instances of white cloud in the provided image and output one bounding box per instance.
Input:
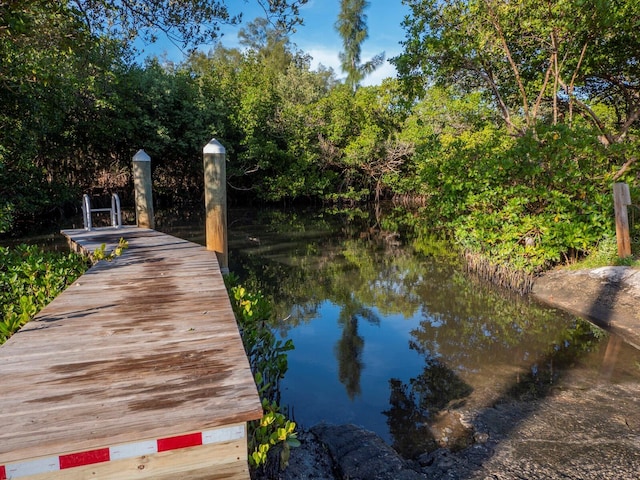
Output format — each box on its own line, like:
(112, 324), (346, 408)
(305, 46), (341, 73)
(362, 60), (397, 86)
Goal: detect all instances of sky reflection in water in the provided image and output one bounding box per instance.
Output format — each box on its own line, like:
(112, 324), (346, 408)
(281, 301), (425, 441)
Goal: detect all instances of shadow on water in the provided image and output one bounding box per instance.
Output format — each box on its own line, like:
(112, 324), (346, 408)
(379, 269), (611, 454)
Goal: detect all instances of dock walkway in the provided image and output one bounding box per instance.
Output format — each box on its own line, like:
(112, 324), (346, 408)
(0, 227), (262, 479)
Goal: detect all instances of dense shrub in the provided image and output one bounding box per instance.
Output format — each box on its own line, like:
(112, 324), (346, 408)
(406, 120), (629, 288)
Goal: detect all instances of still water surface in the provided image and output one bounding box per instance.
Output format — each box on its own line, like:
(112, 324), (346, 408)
(158, 207), (640, 454)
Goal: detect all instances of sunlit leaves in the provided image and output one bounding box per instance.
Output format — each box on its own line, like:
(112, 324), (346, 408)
(394, 0), (640, 140)
(224, 275), (298, 470)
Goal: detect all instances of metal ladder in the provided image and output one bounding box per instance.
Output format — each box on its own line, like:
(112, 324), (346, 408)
(82, 193), (122, 230)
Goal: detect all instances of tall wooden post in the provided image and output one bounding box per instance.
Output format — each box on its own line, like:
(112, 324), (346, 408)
(613, 182), (631, 258)
(133, 149), (154, 229)
(203, 138), (228, 273)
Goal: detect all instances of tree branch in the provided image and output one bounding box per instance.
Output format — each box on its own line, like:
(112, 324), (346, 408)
(558, 76), (614, 144)
(532, 57), (553, 122)
(480, 67), (523, 135)
(565, 42), (588, 124)
(484, 0), (530, 125)
(612, 156), (637, 181)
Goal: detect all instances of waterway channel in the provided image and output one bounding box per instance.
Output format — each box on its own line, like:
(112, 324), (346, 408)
(157, 206), (640, 459)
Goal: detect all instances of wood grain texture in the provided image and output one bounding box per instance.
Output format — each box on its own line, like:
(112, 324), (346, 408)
(0, 227), (262, 471)
(614, 182), (632, 257)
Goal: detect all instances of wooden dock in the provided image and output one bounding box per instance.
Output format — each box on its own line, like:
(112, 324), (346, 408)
(0, 227), (262, 479)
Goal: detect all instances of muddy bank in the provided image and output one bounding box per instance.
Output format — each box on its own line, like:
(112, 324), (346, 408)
(532, 266), (640, 349)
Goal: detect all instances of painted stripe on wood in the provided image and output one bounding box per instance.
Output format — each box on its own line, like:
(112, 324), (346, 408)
(3, 457), (59, 478)
(109, 439), (157, 460)
(203, 424), (245, 444)
(157, 432), (203, 452)
(0, 425), (246, 479)
(59, 448), (110, 469)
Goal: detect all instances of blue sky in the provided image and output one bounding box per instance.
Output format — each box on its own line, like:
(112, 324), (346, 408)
(135, 1), (411, 86)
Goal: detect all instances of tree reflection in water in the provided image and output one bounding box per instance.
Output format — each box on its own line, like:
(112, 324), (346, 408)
(220, 207), (619, 451)
(336, 317), (365, 399)
(384, 357), (473, 458)
(334, 299), (380, 399)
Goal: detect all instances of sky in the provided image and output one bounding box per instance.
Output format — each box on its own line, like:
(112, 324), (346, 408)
(135, 1), (411, 86)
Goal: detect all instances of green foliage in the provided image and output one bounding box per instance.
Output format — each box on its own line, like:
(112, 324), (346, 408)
(0, 245), (89, 344)
(0, 1), (99, 231)
(224, 274), (298, 472)
(569, 236), (640, 269)
(183, 40), (339, 202)
(403, 99), (622, 279)
(308, 80), (412, 202)
(0, 153), (12, 233)
(227, 280), (294, 399)
(250, 397), (300, 470)
(449, 124), (615, 273)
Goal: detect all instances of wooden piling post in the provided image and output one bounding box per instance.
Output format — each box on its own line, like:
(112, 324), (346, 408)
(203, 138), (228, 273)
(132, 149), (154, 229)
(613, 182), (632, 258)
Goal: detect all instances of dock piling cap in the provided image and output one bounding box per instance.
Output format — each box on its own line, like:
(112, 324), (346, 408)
(203, 138), (226, 154)
(133, 149), (151, 162)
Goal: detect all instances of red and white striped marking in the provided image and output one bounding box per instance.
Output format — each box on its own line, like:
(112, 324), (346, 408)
(0, 424), (244, 479)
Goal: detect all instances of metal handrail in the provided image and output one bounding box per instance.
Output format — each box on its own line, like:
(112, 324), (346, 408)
(111, 193), (122, 228)
(82, 193), (122, 230)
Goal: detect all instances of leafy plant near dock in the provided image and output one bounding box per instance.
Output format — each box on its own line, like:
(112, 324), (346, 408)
(92, 238), (129, 262)
(250, 396), (300, 469)
(224, 274), (300, 472)
(0, 239), (128, 345)
(0, 245), (89, 344)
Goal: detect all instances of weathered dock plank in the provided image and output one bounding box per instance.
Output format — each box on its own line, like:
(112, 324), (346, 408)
(0, 227), (262, 479)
